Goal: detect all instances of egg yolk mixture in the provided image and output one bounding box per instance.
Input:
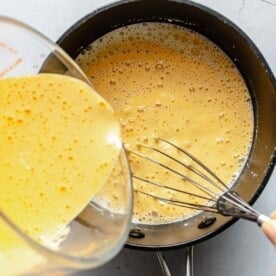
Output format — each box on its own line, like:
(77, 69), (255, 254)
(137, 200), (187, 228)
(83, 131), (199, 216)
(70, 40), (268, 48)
(77, 22), (254, 225)
(0, 73), (121, 273)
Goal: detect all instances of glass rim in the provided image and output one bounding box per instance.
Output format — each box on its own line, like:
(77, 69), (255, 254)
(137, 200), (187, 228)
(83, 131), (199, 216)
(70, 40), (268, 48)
(0, 15), (90, 83)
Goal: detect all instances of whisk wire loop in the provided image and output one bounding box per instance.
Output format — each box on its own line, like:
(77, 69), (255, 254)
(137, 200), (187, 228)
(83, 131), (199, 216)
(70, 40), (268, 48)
(130, 146), (218, 198)
(128, 137), (270, 225)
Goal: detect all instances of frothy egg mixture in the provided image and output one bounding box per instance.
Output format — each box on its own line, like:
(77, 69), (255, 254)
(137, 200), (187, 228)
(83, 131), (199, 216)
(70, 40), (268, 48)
(77, 22), (254, 225)
(0, 74), (121, 273)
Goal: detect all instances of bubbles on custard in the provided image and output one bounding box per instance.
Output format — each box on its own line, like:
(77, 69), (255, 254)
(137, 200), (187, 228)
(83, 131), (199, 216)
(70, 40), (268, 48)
(76, 22), (254, 225)
(0, 73), (122, 242)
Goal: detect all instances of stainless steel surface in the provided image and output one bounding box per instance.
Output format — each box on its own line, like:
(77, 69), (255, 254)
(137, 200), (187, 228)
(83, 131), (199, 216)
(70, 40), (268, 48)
(155, 247), (194, 276)
(156, 251), (171, 276)
(217, 192), (270, 224)
(186, 247), (194, 276)
(1, 0), (275, 275)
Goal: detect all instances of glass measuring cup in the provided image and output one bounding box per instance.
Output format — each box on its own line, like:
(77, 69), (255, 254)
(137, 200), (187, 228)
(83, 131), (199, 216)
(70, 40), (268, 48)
(0, 16), (132, 274)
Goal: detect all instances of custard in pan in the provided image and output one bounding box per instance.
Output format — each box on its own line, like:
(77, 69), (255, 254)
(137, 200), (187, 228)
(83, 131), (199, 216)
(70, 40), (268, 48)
(77, 22), (253, 224)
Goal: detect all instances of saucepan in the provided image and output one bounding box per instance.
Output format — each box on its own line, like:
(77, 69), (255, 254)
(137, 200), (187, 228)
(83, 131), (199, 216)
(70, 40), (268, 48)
(56, 0), (275, 274)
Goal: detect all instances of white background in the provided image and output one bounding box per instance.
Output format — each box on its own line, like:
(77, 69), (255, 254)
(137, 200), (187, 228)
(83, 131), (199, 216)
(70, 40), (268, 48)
(1, 0), (275, 275)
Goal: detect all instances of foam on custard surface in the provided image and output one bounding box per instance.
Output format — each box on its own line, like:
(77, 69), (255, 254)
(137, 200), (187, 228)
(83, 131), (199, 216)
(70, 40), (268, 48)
(77, 22), (254, 225)
(0, 73), (121, 273)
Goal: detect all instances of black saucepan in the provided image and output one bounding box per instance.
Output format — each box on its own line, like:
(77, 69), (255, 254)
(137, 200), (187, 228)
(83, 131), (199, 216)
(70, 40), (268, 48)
(56, 0), (276, 250)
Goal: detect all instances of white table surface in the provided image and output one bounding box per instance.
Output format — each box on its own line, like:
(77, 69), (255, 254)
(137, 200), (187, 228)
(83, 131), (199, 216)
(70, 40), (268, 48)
(1, 0), (275, 275)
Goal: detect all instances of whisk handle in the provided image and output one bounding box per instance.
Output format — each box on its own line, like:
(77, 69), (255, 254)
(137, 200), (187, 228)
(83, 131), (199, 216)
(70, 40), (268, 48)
(257, 214), (270, 226)
(217, 191), (269, 225)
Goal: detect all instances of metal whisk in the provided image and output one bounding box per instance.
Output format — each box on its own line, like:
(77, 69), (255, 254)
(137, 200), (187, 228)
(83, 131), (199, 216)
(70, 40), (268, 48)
(128, 137), (270, 226)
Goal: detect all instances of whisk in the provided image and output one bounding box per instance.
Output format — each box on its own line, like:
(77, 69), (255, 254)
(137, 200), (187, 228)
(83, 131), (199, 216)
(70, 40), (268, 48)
(128, 137), (270, 225)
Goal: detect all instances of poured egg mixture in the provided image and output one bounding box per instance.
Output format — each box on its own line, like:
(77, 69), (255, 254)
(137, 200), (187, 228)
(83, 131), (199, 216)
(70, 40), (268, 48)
(77, 22), (254, 224)
(0, 74), (121, 273)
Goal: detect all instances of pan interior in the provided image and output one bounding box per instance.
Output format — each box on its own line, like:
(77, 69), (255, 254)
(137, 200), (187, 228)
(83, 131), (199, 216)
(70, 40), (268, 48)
(56, 0), (276, 249)
(75, 21), (254, 242)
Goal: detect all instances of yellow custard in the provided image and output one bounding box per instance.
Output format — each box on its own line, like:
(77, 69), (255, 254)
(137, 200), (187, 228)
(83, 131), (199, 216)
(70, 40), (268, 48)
(0, 73), (121, 273)
(77, 22), (254, 224)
